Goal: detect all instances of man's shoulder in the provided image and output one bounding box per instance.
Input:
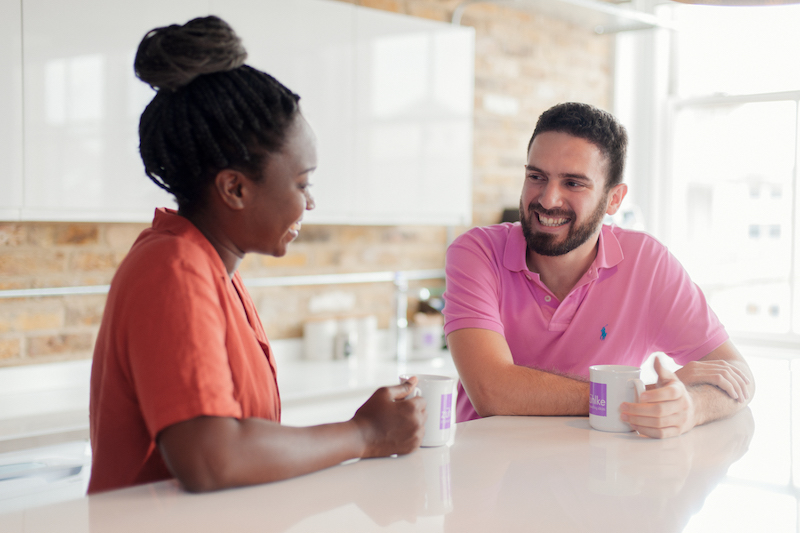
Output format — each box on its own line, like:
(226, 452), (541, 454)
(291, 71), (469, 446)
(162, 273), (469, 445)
(605, 224), (668, 257)
(448, 223), (524, 273)
(452, 222), (519, 249)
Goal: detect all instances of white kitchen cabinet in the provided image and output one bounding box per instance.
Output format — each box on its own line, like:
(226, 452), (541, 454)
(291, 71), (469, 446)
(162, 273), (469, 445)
(0, 0), (23, 219)
(6, 0), (474, 225)
(209, 0), (359, 225)
(211, 0), (474, 226)
(20, 0), (206, 221)
(353, 8), (474, 226)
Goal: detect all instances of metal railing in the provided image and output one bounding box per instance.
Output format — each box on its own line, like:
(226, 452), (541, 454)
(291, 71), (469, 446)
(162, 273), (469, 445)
(0, 269), (447, 362)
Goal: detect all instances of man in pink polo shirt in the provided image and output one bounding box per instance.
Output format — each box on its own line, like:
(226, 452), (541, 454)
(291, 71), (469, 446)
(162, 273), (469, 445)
(444, 102), (754, 438)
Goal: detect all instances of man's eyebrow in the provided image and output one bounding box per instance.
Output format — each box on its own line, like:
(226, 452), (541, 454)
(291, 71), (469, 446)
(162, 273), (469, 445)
(562, 173), (591, 182)
(525, 165), (591, 183)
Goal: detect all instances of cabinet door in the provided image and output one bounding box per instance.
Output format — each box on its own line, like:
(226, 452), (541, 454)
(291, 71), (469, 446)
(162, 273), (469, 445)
(354, 8), (474, 226)
(209, 0), (357, 226)
(21, 0), (209, 221)
(0, 0), (23, 220)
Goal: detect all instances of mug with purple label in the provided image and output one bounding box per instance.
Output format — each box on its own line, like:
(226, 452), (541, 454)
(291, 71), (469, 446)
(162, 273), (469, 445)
(402, 374), (456, 447)
(589, 365), (646, 433)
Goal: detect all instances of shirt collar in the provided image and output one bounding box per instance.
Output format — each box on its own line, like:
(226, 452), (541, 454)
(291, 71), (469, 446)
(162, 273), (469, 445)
(503, 222), (624, 273)
(151, 207), (230, 278)
(504, 223), (529, 272)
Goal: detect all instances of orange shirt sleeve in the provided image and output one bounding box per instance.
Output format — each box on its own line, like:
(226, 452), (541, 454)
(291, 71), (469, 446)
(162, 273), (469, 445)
(122, 238), (243, 439)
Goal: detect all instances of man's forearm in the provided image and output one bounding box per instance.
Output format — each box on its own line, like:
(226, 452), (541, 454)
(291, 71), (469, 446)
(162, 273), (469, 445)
(464, 365), (591, 417)
(688, 383), (748, 428)
(448, 328), (591, 418)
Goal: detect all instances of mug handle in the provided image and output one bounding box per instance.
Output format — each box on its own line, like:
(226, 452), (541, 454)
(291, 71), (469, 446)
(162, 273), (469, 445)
(400, 375), (422, 400)
(630, 378), (645, 402)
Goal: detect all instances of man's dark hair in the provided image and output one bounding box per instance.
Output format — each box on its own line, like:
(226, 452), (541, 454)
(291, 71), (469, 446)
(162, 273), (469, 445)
(135, 16), (300, 212)
(527, 102), (627, 190)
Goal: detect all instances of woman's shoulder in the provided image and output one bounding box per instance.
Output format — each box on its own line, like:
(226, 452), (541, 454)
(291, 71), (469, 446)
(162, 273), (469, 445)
(115, 219), (225, 290)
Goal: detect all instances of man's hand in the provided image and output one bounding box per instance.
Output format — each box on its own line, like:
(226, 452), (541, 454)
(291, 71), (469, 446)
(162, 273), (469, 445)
(352, 377), (427, 458)
(620, 357), (698, 439)
(674, 359), (750, 403)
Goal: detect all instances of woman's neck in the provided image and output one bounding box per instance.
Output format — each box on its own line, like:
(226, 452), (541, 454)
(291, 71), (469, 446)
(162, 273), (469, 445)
(179, 206), (244, 277)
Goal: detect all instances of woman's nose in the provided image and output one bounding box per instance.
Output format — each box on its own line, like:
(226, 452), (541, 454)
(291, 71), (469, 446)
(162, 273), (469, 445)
(305, 190), (315, 211)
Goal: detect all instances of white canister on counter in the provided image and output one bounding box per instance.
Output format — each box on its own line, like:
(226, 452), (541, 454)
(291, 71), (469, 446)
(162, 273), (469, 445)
(355, 315), (378, 362)
(334, 317), (358, 360)
(303, 319), (337, 361)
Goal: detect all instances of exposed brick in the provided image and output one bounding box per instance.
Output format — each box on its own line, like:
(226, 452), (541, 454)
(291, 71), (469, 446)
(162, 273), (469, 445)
(294, 226), (333, 243)
(27, 332), (94, 357)
(69, 251), (119, 272)
(54, 224), (98, 245)
(256, 252), (309, 269)
(0, 337), (21, 360)
(0, 307), (64, 333)
(359, 0), (403, 12)
(406, 5), (449, 21)
(105, 223), (148, 250)
(0, 249), (68, 276)
(0, 224), (25, 247)
(64, 296), (107, 327)
(26, 224), (56, 247)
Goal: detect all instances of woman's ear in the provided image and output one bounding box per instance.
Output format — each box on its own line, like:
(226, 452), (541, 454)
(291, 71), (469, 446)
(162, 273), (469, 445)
(213, 169), (247, 210)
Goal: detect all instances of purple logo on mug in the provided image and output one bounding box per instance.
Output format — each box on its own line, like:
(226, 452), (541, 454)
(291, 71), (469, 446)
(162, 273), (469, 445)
(440, 393), (453, 429)
(590, 382), (607, 416)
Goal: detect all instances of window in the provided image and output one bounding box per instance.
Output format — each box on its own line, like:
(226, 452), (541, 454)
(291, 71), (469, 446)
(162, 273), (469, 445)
(617, 3), (800, 343)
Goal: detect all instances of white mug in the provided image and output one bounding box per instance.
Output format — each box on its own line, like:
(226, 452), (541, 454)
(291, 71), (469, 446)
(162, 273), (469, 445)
(589, 365), (645, 433)
(402, 374), (456, 447)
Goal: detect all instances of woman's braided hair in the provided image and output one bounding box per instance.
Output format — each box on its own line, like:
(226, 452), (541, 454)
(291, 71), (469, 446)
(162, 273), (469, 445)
(135, 16), (300, 211)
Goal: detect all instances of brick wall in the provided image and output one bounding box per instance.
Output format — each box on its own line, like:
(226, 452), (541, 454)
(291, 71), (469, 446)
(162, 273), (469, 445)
(0, 0), (612, 367)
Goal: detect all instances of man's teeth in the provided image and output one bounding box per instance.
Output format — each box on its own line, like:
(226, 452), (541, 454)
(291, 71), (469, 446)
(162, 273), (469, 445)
(538, 214), (568, 227)
(290, 221), (302, 231)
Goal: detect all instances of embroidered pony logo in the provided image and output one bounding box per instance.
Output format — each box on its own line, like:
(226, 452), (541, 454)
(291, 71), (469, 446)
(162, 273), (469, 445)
(600, 325), (608, 341)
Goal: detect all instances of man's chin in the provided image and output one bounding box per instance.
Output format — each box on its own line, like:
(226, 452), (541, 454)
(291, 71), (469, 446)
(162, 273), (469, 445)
(527, 234), (569, 257)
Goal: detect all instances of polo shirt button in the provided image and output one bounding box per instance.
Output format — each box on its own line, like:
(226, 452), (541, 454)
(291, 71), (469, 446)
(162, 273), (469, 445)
(544, 295), (552, 302)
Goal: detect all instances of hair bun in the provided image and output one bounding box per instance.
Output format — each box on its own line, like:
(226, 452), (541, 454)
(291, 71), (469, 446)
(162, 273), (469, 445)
(134, 15), (247, 91)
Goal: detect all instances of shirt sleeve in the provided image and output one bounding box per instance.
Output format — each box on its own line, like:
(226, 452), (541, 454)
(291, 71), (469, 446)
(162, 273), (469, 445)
(647, 247), (729, 365)
(123, 244), (243, 439)
(443, 230), (507, 337)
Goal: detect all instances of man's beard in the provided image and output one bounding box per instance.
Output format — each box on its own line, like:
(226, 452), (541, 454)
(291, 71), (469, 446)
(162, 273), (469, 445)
(519, 195), (608, 257)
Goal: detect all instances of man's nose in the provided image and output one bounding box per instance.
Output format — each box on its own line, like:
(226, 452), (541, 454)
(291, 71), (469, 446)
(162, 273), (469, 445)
(537, 181), (562, 210)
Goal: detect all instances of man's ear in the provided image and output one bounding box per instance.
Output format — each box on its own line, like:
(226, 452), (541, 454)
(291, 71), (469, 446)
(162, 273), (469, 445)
(605, 183), (628, 216)
(213, 169), (247, 210)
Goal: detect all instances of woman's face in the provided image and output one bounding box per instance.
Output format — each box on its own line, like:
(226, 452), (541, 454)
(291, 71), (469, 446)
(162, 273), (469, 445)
(242, 114), (317, 257)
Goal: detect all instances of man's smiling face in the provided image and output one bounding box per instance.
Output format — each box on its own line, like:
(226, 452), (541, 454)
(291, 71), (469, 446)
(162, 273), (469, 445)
(519, 131), (612, 257)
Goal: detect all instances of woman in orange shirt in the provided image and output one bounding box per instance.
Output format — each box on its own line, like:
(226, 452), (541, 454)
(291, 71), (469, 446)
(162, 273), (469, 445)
(88, 15), (425, 494)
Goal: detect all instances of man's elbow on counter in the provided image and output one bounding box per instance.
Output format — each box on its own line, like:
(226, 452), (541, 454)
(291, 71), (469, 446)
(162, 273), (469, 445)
(466, 386), (507, 418)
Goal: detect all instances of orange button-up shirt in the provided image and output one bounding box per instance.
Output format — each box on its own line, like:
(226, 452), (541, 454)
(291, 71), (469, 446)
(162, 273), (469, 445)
(89, 208), (280, 494)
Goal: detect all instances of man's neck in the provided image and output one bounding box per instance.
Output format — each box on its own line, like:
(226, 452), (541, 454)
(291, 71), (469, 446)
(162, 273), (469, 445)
(526, 230), (601, 302)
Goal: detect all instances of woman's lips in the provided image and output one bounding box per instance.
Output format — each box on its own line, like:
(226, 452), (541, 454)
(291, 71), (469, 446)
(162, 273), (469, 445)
(287, 221), (302, 240)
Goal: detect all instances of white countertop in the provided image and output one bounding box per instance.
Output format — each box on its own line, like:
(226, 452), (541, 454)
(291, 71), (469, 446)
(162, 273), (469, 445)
(1, 345), (797, 532)
(0, 410), (766, 533)
(0, 339), (456, 449)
